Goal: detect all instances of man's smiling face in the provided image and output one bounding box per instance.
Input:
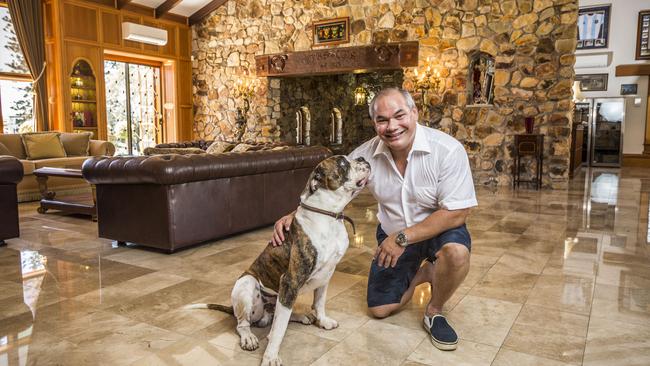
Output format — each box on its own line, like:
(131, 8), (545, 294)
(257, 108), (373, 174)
(372, 90), (418, 155)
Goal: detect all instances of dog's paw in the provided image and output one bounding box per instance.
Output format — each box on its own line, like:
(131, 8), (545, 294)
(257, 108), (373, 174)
(317, 316), (339, 330)
(240, 333), (259, 351)
(297, 313), (316, 325)
(261, 355), (282, 366)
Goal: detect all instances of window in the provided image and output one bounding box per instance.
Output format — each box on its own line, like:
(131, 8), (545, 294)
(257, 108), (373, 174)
(0, 5), (34, 134)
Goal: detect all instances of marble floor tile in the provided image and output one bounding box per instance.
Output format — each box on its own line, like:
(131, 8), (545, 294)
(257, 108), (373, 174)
(3, 167), (650, 365)
(448, 295), (522, 347)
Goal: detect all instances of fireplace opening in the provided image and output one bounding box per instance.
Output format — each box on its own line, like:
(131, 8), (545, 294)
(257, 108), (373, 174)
(275, 70), (403, 154)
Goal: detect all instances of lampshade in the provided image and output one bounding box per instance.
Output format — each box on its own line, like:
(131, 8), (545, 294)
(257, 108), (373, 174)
(572, 81), (584, 102)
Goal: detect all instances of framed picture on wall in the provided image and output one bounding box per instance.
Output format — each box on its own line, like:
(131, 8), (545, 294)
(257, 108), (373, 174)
(313, 17), (350, 46)
(636, 10), (650, 60)
(577, 5), (610, 50)
(576, 74), (608, 91)
(621, 84), (638, 95)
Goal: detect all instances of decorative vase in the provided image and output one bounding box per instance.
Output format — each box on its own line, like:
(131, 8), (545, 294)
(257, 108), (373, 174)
(524, 117), (534, 134)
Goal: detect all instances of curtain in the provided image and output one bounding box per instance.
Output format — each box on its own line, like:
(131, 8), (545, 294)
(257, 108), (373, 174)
(7, 0), (48, 131)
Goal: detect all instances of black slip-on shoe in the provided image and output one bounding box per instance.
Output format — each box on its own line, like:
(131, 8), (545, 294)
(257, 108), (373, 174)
(423, 314), (458, 351)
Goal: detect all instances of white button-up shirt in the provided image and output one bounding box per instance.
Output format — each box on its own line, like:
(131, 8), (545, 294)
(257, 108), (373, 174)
(349, 123), (477, 235)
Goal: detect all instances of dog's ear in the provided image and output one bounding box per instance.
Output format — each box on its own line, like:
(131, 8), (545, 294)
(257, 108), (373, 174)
(309, 168), (324, 194)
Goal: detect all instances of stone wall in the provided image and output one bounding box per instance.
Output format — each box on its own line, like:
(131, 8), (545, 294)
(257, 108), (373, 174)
(192, 0), (578, 188)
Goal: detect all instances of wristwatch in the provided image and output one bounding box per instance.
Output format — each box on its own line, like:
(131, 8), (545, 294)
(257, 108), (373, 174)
(395, 231), (408, 247)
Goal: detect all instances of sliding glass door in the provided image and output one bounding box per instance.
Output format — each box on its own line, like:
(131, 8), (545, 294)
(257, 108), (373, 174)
(104, 60), (162, 155)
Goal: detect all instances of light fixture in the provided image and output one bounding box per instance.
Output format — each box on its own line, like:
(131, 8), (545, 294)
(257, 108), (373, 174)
(414, 57), (442, 106)
(354, 85), (368, 106)
(572, 80), (585, 102)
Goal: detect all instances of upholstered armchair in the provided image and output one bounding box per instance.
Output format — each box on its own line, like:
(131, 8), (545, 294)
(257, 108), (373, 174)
(0, 156), (24, 246)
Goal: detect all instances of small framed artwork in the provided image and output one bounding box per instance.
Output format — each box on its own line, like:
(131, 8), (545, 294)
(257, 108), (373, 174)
(577, 5), (610, 50)
(636, 10), (650, 60)
(576, 74), (608, 91)
(621, 84), (638, 95)
(313, 17), (350, 46)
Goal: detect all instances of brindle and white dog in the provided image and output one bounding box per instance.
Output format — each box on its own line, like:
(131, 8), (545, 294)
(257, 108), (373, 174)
(188, 155), (370, 366)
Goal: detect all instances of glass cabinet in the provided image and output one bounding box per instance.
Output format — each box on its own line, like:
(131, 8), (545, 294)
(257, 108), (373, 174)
(69, 59), (98, 138)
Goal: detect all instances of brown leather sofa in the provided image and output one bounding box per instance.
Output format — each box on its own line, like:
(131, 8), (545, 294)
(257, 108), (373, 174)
(82, 146), (331, 253)
(0, 156), (24, 246)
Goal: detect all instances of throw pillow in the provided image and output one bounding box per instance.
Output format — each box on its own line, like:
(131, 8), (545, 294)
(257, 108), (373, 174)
(206, 141), (235, 154)
(0, 142), (12, 156)
(230, 143), (255, 153)
(21, 132), (67, 160)
(143, 147), (206, 155)
(60, 132), (91, 156)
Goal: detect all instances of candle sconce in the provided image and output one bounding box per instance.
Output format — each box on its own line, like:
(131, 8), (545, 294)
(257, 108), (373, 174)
(413, 58), (442, 107)
(234, 77), (258, 142)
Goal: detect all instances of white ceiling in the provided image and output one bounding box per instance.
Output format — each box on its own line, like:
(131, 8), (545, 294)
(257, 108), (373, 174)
(131, 0), (212, 17)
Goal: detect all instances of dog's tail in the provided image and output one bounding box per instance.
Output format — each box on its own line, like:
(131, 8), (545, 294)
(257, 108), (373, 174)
(184, 303), (234, 315)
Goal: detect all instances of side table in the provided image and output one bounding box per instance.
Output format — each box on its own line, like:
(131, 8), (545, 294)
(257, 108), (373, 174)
(513, 134), (544, 190)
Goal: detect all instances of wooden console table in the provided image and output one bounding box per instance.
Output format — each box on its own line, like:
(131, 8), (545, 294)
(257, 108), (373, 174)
(33, 167), (97, 221)
(513, 134), (544, 190)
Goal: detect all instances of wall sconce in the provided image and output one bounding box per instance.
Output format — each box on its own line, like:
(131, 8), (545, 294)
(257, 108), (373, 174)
(354, 85), (368, 106)
(414, 58), (442, 107)
(233, 76), (259, 141)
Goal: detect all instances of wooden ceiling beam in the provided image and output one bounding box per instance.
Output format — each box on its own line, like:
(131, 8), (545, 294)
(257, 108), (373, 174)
(616, 64), (650, 76)
(155, 0), (182, 18)
(189, 0), (226, 25)
(116, 0), (132, 9)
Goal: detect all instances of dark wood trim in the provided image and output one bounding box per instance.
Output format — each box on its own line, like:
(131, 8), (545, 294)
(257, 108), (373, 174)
(155, 0), (182, 18)
(615, 64), (650, 76)
(189, 0), (227, 25)
(160, 12), (188, 25)
(255, 42), (419, 77)
(122, 2), (154, 16)
(623, 154), (650, 168)
(116, 0), (132, 9)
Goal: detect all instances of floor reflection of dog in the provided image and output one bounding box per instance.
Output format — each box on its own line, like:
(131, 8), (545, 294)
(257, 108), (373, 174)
(187, 155), (371, 366)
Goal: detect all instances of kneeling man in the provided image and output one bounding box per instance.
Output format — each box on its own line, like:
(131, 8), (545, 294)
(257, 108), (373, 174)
(272, 88), (477, 350)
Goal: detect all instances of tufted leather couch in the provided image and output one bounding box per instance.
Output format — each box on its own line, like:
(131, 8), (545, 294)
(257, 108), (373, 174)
(82, 146), (331, 253)
(0, 156), (24, 246)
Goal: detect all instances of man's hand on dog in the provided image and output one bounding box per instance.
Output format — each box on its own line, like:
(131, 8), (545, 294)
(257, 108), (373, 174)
(270, 212), (295, 246)
(375, 235), (405, 268)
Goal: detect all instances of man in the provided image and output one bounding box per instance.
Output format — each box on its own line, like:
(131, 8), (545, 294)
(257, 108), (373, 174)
(270, 88), (477, 351)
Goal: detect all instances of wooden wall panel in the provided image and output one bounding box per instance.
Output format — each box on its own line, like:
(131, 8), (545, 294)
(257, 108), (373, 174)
(178, 60), (192, 105)
(178, 27), (190, 59)
(63, 3), (98, 41)
(160, 24), (177, 57)
(178, 106), (193, 141)
(44, 1), (54, 39)
(101, 11), (121, 46)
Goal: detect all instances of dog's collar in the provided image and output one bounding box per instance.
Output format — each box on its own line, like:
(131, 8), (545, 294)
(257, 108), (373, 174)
(299, 202), (356, 234)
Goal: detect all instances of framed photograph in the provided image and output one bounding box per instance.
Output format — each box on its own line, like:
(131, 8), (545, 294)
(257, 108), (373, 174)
(576, 74), (608, 91)
(313, 17), (349, 46)
(621, 84), (638, 95)
(636, 10), (650, 60)
(577, 5), (610, 50)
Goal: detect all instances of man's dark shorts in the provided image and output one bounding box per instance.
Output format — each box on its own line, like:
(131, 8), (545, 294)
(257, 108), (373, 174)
(367, 224), (471, 308)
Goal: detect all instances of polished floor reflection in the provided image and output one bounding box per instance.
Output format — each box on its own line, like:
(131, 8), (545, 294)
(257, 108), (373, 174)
(1, 167), (650, 365)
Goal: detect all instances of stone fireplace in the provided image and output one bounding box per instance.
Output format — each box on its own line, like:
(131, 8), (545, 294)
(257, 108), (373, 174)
(273, 70), (404, 154)
(192, 0), (579, 188)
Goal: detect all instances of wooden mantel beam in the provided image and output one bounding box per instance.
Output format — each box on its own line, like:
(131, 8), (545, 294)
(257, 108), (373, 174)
(116, 0), (132, 9)
(616, 64), (650, 76)
(255, 42), (419, 77)
(155, 0), (182, 18)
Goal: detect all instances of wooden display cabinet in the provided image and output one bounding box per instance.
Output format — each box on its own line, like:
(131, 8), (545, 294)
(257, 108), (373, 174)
(69, 59), (98, 138)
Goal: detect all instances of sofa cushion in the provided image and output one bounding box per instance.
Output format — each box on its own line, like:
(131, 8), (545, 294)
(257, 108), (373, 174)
(206, 141), (235, 154)
(60, 132), (91, 156)
(33, 156), (88, 170)
(231, 143), (256, 153)
(21, 133), (67, 160)
(0, 134), (27, 159)
(143, 147), (205, 155)
(20, 160), (35, 175)
(0, 142), (12, 156)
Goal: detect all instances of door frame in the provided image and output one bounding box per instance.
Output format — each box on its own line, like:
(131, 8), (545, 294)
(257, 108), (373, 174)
(589, 97), (625, 168)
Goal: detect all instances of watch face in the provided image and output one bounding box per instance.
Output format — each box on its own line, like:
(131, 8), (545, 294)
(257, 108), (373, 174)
(396, 232), (407, 246)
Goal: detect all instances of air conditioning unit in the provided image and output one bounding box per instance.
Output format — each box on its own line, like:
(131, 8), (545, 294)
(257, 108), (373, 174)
(122, 22), (167, 46)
